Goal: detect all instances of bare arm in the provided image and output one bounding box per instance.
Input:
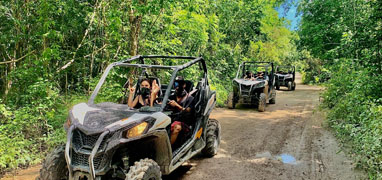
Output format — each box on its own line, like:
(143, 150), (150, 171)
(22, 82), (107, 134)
(127, 86), (139, 108)
(168, 100), (191, 112)
(150, 80), (160, 107)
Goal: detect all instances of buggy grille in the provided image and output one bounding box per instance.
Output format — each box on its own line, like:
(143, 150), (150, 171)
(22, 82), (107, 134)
(241, 84), (251, 95)
(71, 151), (104, 170)
(72, 151), (89, 167)
(71, 129), (109, 171)
(72, 130), (107, 151)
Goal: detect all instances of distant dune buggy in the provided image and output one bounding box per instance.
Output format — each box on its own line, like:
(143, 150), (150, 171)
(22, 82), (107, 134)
(275, 66), (296, 91)
(227, 61), (276, 112)
(38, 55), (220, 180)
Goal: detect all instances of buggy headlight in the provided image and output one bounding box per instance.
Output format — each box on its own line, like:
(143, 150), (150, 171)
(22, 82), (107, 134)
(125, 122), (148, 138)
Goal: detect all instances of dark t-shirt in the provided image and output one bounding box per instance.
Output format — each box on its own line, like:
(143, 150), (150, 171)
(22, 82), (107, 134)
(133, 96), (149, 109)
(168, 92), (195, 125)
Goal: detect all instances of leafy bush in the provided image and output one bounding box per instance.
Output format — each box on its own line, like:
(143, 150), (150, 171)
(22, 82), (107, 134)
(322, 62), (382, 178)
(0, 79), (70, 172)
(210, 83), (229, 107)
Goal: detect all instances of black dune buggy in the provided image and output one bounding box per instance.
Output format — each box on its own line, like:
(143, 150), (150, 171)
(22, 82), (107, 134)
(227, 61), (276, 112)
(275, 66), (296, 91)
(38, 55), (220, 180)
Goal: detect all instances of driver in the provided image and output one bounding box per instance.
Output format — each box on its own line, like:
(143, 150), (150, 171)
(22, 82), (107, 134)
(127, 78), (160, 108)
(256, 71), (269, 99)
(168, 76), (195, 148)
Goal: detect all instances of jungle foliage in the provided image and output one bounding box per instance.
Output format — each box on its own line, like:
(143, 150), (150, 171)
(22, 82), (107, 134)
(298, 0), (382, 178)
(0, 0), (298, 173)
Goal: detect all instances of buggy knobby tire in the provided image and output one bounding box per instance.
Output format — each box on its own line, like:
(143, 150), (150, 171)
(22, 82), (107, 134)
(258, 93), (266, 112)
(201, 119), (221, 157)
(125, 158), (161, 180)
(269, 89), (276, 104)
(227, 92), (235, 109)
(37, 145), (68, 180)
(276, 83), (280, 90)
(292, 82), (296, 91)
(287, 81), (292, 91)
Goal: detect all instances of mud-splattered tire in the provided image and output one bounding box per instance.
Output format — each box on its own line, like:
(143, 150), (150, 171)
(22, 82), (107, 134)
(202, 119), (221, 157)
(227, 92), (235, 109)
(287, 81), (292, 91)
(125, 158), (161, 180)
(292, 82), (296, 91)
(258, 93), (266, 112)
(37, 145), (68, 180)
(269, 90), (276, 104)
(276, 83), (280, 90)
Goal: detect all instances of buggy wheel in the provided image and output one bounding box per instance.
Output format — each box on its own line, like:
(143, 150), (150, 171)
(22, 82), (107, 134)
(125, 158), (161, 180)
(287, 81), (292, 91)
(276, 83), (280, 90)
(292, 82), (296, 90)
(37, 145), (68, 180)
(227, 92), (235, 109)
(202, 119), (221, 157)
(269, 89), (276, 104)
(258, 93), (266, 112)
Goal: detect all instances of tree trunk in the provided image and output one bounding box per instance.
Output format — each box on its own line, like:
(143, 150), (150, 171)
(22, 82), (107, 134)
(4, 62), (13, 97)
(128, 0), (144, 56)
(129, 16), (142, 56)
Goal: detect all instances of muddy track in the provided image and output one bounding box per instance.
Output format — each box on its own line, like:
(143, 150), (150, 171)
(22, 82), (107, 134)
(165, 74), (365, 180)
(2, 74), (365, 180)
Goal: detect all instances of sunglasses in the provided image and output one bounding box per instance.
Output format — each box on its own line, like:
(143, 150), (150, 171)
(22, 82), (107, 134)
(174, 82), (179, 88)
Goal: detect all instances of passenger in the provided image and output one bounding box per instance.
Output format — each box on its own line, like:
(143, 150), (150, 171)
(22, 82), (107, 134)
(127, 78), (160, 108)
(244, 71), (255, 80)
(168, 76), (195, 148)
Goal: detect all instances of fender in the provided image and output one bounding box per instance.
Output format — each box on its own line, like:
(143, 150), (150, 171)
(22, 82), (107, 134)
(204, 92), (216, 116)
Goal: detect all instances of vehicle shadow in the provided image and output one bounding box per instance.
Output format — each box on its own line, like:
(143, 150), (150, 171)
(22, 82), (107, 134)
(162, 154), (204, 180)
(162, 164), (193, 180)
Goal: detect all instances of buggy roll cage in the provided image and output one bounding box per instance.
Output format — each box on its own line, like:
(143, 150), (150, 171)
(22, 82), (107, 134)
(276, 65), (295, 82)
(88, 55), (208, 111)
(235, 61), (274, 79)
(276, 65), (295, 73)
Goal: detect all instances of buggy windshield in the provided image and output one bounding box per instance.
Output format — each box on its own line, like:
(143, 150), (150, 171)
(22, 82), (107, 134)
(236, 62), (273, 79)
(276, 66), (295, 74)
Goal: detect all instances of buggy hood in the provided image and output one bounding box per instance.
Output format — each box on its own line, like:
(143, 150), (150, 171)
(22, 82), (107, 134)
(68, 102), (166, 134)
(276, 73), (293, 78)
(234, 78), (266, 87)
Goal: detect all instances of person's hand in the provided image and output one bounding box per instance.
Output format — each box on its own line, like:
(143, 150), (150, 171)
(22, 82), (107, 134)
(129, 85), (135, 94)
(168, 100), (180, 108)
(151, 79), (160, 95)
(173, 124), (182, 134)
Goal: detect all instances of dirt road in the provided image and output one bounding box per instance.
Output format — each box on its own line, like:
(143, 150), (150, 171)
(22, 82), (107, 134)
(2, 74), (365, 180)
(165, 74), (365, 180)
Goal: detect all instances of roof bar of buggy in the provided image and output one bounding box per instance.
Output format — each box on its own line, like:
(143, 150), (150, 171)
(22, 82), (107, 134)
(276, 65), (295, 71)
(242, 61), (273, 67)
(88, 55), (206, 105)
(117, 55), (199, 64)
(115, 56), (205, 71)
(243, 61), (272, 64)
(236, 61), (274, 78)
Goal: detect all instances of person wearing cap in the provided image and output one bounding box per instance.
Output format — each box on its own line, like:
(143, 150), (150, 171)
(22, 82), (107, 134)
(168, 76), (195, 148)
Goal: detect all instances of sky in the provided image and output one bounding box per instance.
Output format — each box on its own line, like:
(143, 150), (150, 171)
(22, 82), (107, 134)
(276, 1), (301, 31)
